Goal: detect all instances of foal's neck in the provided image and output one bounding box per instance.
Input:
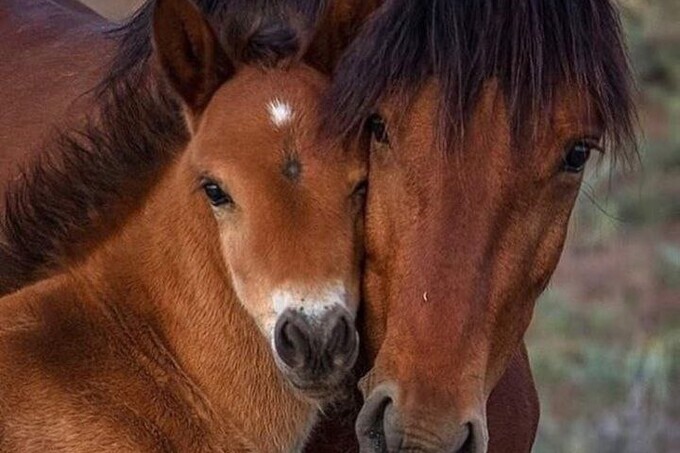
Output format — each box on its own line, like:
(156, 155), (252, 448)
(86, 154), (316, 451)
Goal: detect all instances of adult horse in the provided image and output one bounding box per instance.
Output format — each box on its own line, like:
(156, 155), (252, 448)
(326, 0), (637, 451)
(0, 0), (366, 450)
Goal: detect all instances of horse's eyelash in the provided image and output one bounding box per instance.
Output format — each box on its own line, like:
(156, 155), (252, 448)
(196, 175), (218, 192)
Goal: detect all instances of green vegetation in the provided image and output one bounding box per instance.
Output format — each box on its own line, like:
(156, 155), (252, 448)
(529, 291), (680, 452)
(528, 1), (680, 451)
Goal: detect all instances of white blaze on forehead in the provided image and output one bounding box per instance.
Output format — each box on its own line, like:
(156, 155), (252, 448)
(267, 98), (294, 127)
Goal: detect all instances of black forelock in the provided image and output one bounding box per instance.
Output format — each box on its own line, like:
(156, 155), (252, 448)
(325, 0), (637, 159)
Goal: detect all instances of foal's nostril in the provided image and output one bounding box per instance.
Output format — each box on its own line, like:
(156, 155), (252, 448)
(274, 307), (358, 377)
(274, 314), (311, 369)
(326, 312), (355, 359)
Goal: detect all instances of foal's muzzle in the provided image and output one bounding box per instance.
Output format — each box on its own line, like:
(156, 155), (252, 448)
(273, 306), (359, 399)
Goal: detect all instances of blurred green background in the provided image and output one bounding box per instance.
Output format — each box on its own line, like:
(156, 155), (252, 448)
(75, 0), (680, 450)
(527, 1), (680, 451)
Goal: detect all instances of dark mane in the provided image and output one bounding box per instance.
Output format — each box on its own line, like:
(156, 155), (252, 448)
(0, 80), (185, 294)
(0, 0), (327, 294)
(100, 0), (328, 92)
(325, 0), (637, 158)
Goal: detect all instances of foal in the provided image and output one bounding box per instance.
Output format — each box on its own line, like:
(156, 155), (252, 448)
(0, 0), (366, 450)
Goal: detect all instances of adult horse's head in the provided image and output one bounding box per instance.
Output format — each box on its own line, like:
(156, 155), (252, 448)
(326, 0), (637, 450)
(152, 0), (366, 399)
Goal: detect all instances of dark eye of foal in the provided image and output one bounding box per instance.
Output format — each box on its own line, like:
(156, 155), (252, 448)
(202, 181), (233, 207)
(562, 141), (594, 173)
(366, 114), (389, 144)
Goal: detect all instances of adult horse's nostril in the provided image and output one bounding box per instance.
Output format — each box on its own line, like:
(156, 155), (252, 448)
(274, 312), (311, 369)
(460, 418), (488, 453)
(356, 385), (397, 453)
(454, 423), (473, 453)
(357, 385), (488, 452)
(444, 420), (486, 453)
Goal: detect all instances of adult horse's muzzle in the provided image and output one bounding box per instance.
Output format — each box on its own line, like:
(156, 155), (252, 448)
(356, 383), (489, 453)
(273, 305), (359, 399)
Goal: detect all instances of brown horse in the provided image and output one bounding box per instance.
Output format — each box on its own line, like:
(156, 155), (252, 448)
(0, 0), (367, 450)
(0, 0), (542, 451)
(0, 0), (111, 211)
(325, 0), (638, 451)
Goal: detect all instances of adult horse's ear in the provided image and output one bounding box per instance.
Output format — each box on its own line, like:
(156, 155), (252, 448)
(303, 1), (377, 74)
(153, 0), (235, 118)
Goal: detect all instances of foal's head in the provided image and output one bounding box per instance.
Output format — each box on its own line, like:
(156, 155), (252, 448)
(328, 0), (636, 450)
(153, 0), (366, 398)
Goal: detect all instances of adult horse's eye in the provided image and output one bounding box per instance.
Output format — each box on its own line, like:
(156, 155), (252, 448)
(366, 114), (389, 145)
(202, 181), (233, 207)
(562, 141), (594, 173)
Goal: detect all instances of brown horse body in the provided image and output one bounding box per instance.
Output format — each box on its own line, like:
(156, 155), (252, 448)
(0, 0), (110, 210)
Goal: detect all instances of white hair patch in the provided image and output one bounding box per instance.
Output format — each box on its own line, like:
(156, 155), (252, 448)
(267, 98), (294, 127)
(271, 282), (350, 319)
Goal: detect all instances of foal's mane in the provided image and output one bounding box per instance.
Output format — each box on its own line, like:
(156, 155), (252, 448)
(0, 0), (326, 294)
(326, 0), (637, 156)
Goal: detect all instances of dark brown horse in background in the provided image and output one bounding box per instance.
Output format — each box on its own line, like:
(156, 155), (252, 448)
(0, 0), (544, 451)
(0, 0), (111, 209)
(326, 0), (637, 451)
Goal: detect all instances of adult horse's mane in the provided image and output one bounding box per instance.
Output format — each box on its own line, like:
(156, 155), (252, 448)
(326, 0), (637, 156)
(0, 0), (325, 294)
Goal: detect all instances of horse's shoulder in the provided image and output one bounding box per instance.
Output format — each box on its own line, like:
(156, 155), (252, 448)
(0, 274), (100, 390)
(0, 276), (179, 451)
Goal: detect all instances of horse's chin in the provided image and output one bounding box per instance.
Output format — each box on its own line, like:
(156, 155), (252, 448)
(292, 382), (344, 402)
(276, 365), (352, 403)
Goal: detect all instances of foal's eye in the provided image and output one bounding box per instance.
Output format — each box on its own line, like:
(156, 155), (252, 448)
(202, 181), (233, 207)
(562, 141), (595, 173)
(366, 114), (389, 145)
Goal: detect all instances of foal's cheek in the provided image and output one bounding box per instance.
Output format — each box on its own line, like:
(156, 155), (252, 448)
(229, 273), (279, 336)
(212, 229), (278, 335)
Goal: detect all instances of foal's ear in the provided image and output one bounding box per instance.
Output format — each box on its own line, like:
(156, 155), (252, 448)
(153, 0), (235, 117)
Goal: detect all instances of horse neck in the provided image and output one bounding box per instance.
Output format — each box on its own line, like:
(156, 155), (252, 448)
(84, 152), (316, 450)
